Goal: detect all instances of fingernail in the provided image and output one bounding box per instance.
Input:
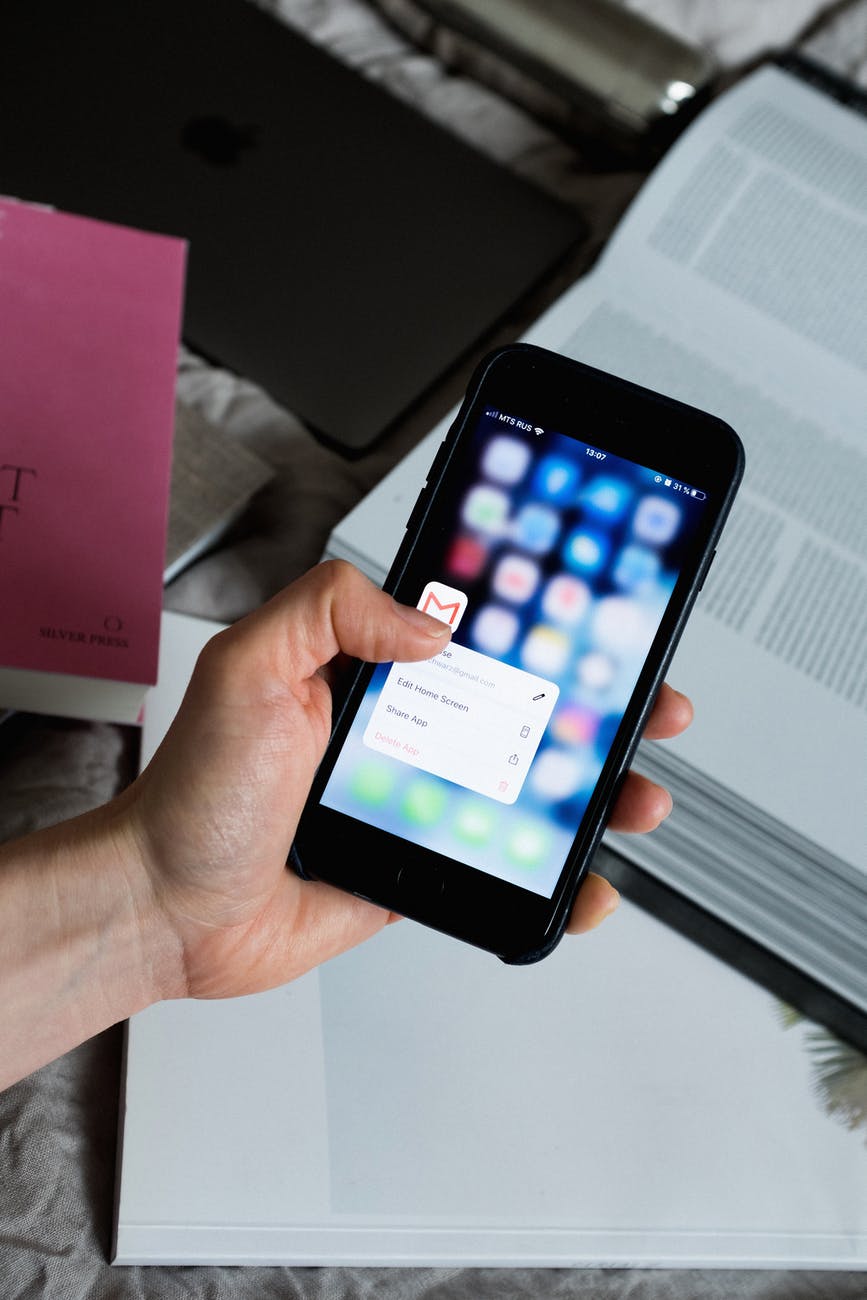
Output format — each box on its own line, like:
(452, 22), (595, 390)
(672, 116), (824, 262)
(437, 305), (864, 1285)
(393, 600), (452, 637)
(585, 885), (621, 932)
(602, 885), (621, 918)
(674, 688), (694, 717)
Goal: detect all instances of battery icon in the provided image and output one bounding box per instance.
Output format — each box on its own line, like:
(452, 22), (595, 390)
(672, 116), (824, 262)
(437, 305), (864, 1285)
(690, 489), (707, 500)
(664, 478), (672, 487)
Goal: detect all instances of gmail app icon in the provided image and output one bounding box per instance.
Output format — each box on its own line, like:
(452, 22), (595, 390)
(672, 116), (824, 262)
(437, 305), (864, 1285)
(417, 580), (468, 632)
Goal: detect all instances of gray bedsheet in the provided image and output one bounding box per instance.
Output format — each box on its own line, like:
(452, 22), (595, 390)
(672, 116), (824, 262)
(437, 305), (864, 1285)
(2, 1), (866, 1295)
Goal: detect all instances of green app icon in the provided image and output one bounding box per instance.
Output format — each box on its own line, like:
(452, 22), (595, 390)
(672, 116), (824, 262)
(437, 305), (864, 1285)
(401, 779), (447, 828)
(350, 759), (396, 808)
(454, 801), (495, 846)
(506, 820), (550, 870)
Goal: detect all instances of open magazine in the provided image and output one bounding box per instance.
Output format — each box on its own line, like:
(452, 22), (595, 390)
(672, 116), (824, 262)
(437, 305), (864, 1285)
(325, 57), (867, 1036)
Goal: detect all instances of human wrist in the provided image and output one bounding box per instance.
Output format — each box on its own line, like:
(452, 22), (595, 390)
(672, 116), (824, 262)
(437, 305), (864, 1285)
(81, 791), (190, 1006)
(0, 795), (185, 1089)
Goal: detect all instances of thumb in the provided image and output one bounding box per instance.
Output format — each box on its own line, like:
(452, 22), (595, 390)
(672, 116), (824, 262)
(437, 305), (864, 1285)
(230, 560), (452, 684)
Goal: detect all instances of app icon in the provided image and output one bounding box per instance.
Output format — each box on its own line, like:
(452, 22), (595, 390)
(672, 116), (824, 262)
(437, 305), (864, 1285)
(520, 624), (570, 676)
(562, 527), (610, 576)
(532, 455), (579, 503)
(470, 604), (520, 656)
(505, 819), (550, 869)
(453, 800), (496, 846)
(491, 553), (540, 605)
(513, 502), (560, 554)
(529, 747), (587, 801)
(418, 580), (468, 631)
(401, 778), (447, 827)
(461, 484), (509, 536)
(445, 534), (488, 580)
(579, 475), (633, 520)
(349, 758), (396, 807)
(541, 573), (590, 626)
(576, 650), (616, 691)
(551, 702), (599, 747)
(482, 435), (531, 485)
(613, 544), (660, 592)
(633, 494), (681, 545)
(592, 595), (656, 655)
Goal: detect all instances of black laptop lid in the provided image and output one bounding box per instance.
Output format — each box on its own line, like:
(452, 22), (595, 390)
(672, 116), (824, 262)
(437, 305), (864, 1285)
(1, 0), (583, 455)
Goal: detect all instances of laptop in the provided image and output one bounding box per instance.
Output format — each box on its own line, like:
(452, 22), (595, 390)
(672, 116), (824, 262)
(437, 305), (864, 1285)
(1, 0), (584, 455)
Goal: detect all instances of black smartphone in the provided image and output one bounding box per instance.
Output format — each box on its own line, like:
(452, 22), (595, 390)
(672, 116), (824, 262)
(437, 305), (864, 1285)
(291, 343), (744, 963)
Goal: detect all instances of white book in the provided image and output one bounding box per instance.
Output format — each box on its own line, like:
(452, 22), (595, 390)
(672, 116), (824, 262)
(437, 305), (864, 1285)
(324, 59), (867, 1028)
(113, 610), (867, 1268)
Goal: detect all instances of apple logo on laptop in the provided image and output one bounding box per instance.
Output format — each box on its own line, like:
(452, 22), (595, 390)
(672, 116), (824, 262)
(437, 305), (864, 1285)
(181, 116), (258, 166)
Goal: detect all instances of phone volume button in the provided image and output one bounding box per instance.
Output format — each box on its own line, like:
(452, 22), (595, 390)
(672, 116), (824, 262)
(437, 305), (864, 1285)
(427, 435), (452, 481)
(404, 487), (429, 536)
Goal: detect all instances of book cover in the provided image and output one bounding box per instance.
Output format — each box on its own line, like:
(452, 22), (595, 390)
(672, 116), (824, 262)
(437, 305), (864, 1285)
(0, 196), (187, 724)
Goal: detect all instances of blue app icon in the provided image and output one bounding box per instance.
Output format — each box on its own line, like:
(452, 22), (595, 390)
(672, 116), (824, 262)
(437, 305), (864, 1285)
(532, 455), (579, 504)
(579, 475), (633, 520)
(513, 503), (561, 554)
(633, 494), (682, 545)
(613, 544), (660, 592)
(562, 527), (610, 576)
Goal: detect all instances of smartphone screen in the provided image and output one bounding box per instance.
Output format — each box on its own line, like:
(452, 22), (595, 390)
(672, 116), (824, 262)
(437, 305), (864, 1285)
(320, 410), (709, 896)
(293, 344), (743, 962)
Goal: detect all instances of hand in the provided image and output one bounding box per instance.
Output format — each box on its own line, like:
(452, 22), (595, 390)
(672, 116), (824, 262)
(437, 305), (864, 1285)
(0, 559), (693, 1088)
(125, 560), (691, 995)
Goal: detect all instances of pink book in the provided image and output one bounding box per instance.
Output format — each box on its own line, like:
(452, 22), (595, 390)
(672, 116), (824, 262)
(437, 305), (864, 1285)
(0, 197), (187, 723)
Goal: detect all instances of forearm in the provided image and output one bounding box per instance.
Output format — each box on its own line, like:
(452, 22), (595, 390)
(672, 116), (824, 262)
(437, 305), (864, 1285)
(0, 796), (182, 1091)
